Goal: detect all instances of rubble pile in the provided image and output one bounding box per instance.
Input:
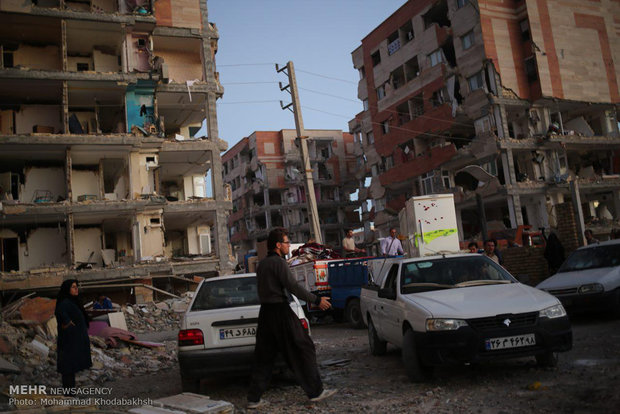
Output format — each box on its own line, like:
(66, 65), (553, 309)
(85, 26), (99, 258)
(123, 294), (191, 333)
(0, 295), (184, 391)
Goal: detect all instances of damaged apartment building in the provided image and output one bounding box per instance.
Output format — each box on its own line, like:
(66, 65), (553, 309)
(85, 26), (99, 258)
(0, 0), (233, 301)
(349, 0), (620, 242)
(223, 130), (361, 262)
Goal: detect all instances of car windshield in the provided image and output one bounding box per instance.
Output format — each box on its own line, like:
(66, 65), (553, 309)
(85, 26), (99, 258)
(192, 277), (260, 311)
(558, 244), (620, 273)
(400, 256), (514, 293)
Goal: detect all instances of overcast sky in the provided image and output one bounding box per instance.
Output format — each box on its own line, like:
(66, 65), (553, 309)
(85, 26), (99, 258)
(206, 0), (406, 147)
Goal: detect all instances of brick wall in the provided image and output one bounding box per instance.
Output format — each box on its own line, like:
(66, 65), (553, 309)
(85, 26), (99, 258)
(502, 247), (548, 286)
(556, 202), (580, 255)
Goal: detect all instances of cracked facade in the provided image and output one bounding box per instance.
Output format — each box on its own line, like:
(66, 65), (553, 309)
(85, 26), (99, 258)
(0, 0), (233, 299)
(223, 130), (361, 262)
(349, 0), (620, 242)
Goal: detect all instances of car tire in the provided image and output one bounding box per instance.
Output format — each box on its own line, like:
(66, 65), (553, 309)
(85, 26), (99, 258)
(346, 298), (365, 329)
(535, 351), (558, 368)
(402, 329), (433, 382)
(368, 317), (387, 356)
(181, 375), (200, 393)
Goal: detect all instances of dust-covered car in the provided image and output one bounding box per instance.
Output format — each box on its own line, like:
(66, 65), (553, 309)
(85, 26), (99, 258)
(537, 239), (620, 316)
(177, 273), (310, 392)
(361, 254), (573, 381)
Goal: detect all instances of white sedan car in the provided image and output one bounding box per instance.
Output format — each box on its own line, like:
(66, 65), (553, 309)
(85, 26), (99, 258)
(178, 273), (310, 392)
(537, 239), (620, 316)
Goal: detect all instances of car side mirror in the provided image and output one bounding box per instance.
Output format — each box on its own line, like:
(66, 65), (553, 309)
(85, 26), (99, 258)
(378, 287), (396, 300)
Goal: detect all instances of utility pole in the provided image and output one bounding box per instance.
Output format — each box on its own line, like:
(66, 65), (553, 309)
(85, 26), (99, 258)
(276, 61), (322, 244)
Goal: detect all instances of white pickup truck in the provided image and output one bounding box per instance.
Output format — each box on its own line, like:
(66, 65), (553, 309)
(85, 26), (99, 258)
(360, 254), (572, 381)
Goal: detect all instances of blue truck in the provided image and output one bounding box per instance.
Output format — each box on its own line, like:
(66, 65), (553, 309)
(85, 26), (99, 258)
(291, 256), (388, 328)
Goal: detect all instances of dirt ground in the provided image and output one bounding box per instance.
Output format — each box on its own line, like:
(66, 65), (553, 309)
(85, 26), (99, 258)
(101, 312), (620, 413)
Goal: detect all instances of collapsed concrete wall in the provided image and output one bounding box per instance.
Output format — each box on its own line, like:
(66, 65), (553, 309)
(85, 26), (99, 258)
(15, 106), (63, 135)
(20, 227), (66, 271)
(72, 169), (100, 201)
(74, 227), (103, 266)
(22, 167), (66, 203)
(136, 212), (165, 260)
(13, 45), (61, 71)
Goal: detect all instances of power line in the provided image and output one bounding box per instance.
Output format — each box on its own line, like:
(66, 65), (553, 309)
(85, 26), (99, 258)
(217, 63), (275, 67)
(301, 105), (476, 143)
(218, 100), (280, 105)
(298, 86), (475, 129)
(295, 69), (358, 84)
(222, 81), (279, 85)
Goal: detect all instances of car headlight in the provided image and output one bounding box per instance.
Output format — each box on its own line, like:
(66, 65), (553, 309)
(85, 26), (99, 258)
(578, 283), (604, 294)
(426, 319), (468, 331)
(539, 304), (567, 319)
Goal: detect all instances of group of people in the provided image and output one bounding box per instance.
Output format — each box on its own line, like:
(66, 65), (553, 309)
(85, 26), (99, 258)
(467, 239), (502, 264)
(342, 227), (404, 257)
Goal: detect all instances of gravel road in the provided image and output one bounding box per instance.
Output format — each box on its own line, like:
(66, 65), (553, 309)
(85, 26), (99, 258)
(104, 313), (620, 413)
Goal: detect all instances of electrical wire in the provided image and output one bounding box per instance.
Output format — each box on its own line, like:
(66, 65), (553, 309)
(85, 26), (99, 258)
(301, 105), (476, 143)
(298, 86), (476, 129)
(295, 69), (358, 85)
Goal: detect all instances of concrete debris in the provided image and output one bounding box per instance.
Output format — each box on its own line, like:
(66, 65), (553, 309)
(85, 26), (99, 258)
(0, 294), (184, 394)
(151, 393), (234, 413)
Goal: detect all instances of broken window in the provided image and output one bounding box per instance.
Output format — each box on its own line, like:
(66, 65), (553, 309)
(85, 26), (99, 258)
(387, 31), (401, 55)
(457, 0), (469, 8)
(461, 31), (475, 50)
(383, 155), (394, 170)
(366, 131), (375, 144)
(371, 50), (381, 67)
(410, 95), (425, 118)
(397, 101), (411, 125)
(431, 88), (448, 107)
(376, 84), (386, 100)
(381, 120), (390, 135)
(525, 57), (538, 82)
(441, 37), (457, 67)
(400, 20), (414, 43)
(363, 99), (369, 111)
(391, 66), (406, 89)
(441, 170), (451, 189)
(520, 19), (530, 41)
(467, 72), (484, 92)
(421, 172), (434, 195)
(423, 0), (450, 29)
(429, 49), (443, 67)
(2, 49), (14, 68)
(404, 56), (420, 81)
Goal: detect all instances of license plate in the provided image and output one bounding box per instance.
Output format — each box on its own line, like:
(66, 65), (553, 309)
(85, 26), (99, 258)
(485, 334), (536, 350)
(219, 327), (256, 340)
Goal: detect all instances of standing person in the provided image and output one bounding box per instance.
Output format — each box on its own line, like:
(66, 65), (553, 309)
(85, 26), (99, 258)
(584, 229), (599, 245)
(247, 228), (336, 409)
(342, 229), (365, 258)
(468, 242), (479, 253)
(544, 232), (565, 275)
(483, 239), (502, 265)
(55, 279), (92, 395)
(380, 227), (404, 256)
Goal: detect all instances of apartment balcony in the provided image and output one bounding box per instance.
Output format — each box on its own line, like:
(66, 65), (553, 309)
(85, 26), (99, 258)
(285, 149), (302, 163)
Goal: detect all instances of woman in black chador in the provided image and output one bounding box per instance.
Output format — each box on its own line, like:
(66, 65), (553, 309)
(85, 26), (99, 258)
(55, 279), (92, 393)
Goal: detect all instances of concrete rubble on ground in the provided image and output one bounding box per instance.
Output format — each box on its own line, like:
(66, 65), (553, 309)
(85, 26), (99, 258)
(129, 393), (234, 414)
(0, 293), (193, 410)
